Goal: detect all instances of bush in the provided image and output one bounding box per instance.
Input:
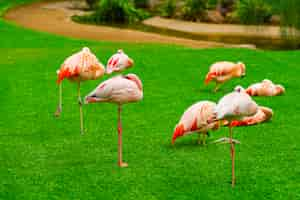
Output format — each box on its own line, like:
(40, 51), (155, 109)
(86, 0), (98, 9)
(182, 0), (208, 21)
(161, 0), (177, 18)
(217, 0), (235, 16)
(134, 0), (150, 8)
(234, 0), (272, 25)
(93, 0), (149, 24)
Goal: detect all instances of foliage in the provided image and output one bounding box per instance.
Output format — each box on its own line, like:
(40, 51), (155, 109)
(85, 0), (99, 9)
(77, 0), (149, 24)
(234, 0), (272, 25)
(161, 0), (177, 18)
(182, 0), (208, 21)
(217, 0), (235, 16)
(134, 0), (150, 8)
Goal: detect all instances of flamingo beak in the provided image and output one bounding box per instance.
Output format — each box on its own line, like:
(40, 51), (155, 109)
(245, 89), (252, 95)
(172, 124), (185, 145)
(127, 58), (134, 67)
(84, 96), (98, 104)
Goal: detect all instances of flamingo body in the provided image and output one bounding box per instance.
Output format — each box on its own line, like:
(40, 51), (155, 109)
(106, 49), (134, 74)
(214, 86), (258, 121)
(85, 74), (143, 168)
(213, 86), (258, 187)
(205, 61), (246, 92)
(57, 47), (105, 84)
(85, 74), (143, 104)
(172, 101), (219, 144)
(246, 79), (285, 96)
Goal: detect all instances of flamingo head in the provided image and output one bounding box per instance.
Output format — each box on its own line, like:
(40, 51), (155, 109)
(172, 124), (185, 145)
(106, 49), (134, 74)
(124, 74), (143, 91)
(275, 84), (285, 95)
(234, 85), (245, 93)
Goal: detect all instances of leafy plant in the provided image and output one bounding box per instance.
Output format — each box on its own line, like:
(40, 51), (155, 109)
(182, 0), (208, 21)
(85, 0), (98, 9)
(93, 0), (149, 24)
(134, 0), (150, 8)
(161, 0), (177, 18)
(279, 0), (300, 47)
(234, 0), (272, 25)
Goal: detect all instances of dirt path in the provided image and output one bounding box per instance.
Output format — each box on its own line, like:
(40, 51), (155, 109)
(143, 16), (283, 39)
(4, 1), (238, 49)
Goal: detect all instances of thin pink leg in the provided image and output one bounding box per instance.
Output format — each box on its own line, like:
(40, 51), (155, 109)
(118, 104), (128, 168)
(229, 125), (235, 187)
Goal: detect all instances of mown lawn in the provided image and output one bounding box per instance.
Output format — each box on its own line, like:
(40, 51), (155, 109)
(1, 0), (300, 199)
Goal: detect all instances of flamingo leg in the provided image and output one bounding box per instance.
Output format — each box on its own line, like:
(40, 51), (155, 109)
(197, 133), (202, 144)
(54, 83), (62, 117)
(118, 104), (128, 168)
(229, 125), (236, 187)
(214, 82), (221, 93)
(77, 82), (84, 135)
(203, 132), (207, 145)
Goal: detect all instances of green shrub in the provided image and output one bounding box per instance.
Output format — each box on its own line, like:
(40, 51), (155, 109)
(86, 0), (99, 9)
(161, 0), (177, 18)
(218, 0), (235, 16)
(93, 0), (149, 24)
(182, 0), (208, 21)
(134, 0), (150, 8)
(235, 0), (272, 25)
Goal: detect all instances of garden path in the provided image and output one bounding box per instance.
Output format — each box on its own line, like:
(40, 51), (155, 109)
(4, 1), (236, 49)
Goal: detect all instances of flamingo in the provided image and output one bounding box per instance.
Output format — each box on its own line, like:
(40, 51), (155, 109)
(205, 61), (246, 92)
(211, 86), (258, 187)
(55, 47), (105, 134)
(246, 79), (285, 96)
(106, 49), (134, 74)
(225, 106), (273, 127)
(172, 101), (220, 145)
(85, 74), (143, 167)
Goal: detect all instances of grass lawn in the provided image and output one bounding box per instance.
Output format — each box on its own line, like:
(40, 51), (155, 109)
(1, 0), (300, 199)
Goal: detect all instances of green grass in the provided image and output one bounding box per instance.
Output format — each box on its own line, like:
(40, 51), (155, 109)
(1, 0), (300, 199)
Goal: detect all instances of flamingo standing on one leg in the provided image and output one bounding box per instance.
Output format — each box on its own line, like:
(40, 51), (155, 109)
(106, 49), (134, 74)
(55, 47), (105, 134)
(204, 61), (246, 92)
(85, 74), (143, 167)
(211, 86), (258, 187)
(172, 101), (220, 145)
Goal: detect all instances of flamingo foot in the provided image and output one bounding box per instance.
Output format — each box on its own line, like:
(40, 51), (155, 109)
(119, 162), (128, 168)
(211, 137), (241, 144)
(54, 106), (62, 117)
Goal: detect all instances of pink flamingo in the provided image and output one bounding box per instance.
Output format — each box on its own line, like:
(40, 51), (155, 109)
(225, 106), (273, 127)
(106, 49), (134, 74)
(246, 79), (285, 96)
(55, 47), (105, 134)
(85, 74), (143, 167)
(172, 101), (220, 145)
(205, 61), (246, 92)
(211, 86), (258, 187)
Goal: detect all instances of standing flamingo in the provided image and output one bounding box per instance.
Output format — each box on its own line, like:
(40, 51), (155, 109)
(172, 101), (220, 145)
(211, 86), (258, 187)
(55, 47), (105, 134)
(205, 61), (246, 92)
(106, 49), (134, 74)
(85, 74), (143, 167)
